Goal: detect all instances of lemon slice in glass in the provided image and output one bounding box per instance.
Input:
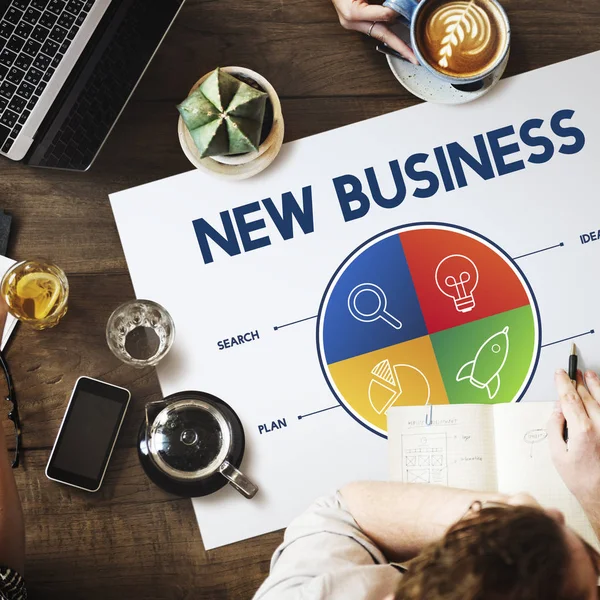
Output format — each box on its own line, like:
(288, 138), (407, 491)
(16, 272), (61, 319)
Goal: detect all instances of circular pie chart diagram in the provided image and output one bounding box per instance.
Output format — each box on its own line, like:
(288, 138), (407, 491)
(316, 223), (541, 437)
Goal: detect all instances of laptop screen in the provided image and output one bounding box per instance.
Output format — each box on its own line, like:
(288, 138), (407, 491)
(2, 0), (186, 168)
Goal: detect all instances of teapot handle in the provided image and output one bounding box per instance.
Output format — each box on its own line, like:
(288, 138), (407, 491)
(219, 461), (259, 499)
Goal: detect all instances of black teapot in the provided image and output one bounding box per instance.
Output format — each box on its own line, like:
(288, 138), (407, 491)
(138, 391), (258, 498)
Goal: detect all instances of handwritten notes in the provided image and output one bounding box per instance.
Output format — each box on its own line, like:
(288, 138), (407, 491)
(388, 403), (599, 550)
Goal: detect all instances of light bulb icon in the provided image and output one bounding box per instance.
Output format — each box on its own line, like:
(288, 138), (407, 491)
(435, 254), (479, 313)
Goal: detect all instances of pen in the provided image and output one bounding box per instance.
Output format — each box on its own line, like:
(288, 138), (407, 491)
(565, 343), (578, 443)
(568, 342), (578, 384)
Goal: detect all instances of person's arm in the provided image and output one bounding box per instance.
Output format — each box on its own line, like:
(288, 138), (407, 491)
(0, 428), (24, 575)
(340, 482), (509, 562)
(0, 303), (25, 576)
(253, 493), (404, 600)
(548, 368), (600, 540)
(254, 485), (540, 599)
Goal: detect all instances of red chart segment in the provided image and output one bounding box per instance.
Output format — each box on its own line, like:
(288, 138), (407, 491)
(399, 228), (531, 335)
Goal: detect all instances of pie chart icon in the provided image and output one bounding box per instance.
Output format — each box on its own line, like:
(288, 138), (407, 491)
(369, 359), (431, 414)
(317, 223), (540, 437)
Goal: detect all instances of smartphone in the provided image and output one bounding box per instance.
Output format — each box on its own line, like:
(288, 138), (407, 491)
(46, 376), (131, 492)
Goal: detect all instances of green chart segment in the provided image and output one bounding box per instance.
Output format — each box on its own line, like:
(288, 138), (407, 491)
(431, 305), (537, 405)
(317, 223), (541, 437)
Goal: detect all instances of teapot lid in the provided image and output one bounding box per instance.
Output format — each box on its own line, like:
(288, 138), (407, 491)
(147, 398), (232, 481)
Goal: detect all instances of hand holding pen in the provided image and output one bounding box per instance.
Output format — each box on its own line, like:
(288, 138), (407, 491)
(550, 368), (600, 540)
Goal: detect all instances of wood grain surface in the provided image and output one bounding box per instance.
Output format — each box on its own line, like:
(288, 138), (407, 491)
(1, 0), (599, 597)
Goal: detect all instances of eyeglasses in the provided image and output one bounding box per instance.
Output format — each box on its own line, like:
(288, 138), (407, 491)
(0, 350), (20, 468)
(464, 500), (507, 515)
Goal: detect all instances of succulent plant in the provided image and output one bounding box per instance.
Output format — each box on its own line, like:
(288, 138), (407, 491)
(178, 68), (268, 159)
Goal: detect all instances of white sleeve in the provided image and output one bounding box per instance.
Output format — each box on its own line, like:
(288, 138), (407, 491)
(253, 492), (402, 600)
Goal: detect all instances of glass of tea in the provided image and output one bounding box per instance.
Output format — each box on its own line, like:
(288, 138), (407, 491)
(1, 259), (69, 330)
(106, 299), (175, 368)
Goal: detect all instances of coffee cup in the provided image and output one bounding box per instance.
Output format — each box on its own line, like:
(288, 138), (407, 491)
(382, 0), (510, 90)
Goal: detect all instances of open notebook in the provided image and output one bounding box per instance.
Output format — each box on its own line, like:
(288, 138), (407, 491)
(388, 403), (599, 551)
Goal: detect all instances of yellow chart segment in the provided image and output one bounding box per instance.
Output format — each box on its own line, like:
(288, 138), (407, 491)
(327, 336), (449, 434)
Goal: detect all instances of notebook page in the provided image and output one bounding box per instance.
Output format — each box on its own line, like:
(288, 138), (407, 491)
(388, 405), (497, 492)
(493, 402), (599, 550)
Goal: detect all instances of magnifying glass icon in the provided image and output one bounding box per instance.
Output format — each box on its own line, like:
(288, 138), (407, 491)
(347, 283), (403, 330)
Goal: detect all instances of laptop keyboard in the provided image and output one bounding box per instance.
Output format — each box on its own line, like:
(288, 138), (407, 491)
(0, 0), (95, 154)
(26, 0), (183, 171)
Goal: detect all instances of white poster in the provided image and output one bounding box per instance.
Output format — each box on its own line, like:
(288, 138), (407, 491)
(111, 51), (600, 549)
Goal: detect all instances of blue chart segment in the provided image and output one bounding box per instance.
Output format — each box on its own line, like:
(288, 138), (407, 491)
(321, 234), (427, 364)
(316, 223), (541, 437)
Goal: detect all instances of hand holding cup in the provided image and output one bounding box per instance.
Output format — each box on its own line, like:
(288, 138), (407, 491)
(330, 0), (418, 64)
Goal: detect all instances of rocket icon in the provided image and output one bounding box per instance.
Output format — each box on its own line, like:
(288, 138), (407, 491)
(456, 326), (510, 400)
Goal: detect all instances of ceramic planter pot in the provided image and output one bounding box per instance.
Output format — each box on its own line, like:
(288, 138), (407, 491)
(177, 66), (284, 180)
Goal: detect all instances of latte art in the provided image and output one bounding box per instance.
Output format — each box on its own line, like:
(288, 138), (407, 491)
(415, 0), (508, 79)
(429, 1), (492, 69)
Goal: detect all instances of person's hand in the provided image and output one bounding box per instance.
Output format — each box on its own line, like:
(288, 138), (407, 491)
(330, 0), (418, 64)
(548, 369), (600, 510)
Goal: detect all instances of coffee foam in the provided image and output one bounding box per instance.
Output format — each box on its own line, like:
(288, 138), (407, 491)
(416, 0), (507, 79)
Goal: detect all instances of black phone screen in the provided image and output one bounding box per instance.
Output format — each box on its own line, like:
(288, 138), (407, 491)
(46, 378), (130, 491)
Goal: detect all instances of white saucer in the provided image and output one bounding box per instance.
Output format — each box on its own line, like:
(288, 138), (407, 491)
(386, 25), (509, 104)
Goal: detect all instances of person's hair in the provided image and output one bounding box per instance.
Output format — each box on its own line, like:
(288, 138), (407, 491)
(395, 503), (586, 600)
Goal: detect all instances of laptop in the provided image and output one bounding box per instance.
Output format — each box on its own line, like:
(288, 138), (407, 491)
(0, 0), (185, 170)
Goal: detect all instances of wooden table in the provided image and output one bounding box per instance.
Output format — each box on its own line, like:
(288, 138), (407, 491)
(1, 0), (598, 597)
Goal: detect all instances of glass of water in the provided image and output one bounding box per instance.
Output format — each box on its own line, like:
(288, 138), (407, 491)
(106, 300), (175, 368)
